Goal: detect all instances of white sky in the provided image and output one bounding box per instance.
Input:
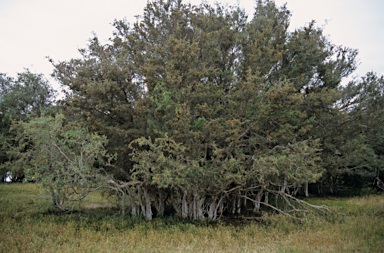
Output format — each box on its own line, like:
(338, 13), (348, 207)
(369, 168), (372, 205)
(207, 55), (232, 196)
(1, 0), (383, 93)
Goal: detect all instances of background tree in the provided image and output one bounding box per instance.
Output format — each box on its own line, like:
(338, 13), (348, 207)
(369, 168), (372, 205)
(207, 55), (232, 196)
(337, 72), (384, 191)
(0, 69), (57, 120)
(0, 70), (57, 181)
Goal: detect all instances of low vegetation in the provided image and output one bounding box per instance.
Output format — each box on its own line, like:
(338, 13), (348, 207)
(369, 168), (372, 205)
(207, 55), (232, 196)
(1, 183), (383, 252)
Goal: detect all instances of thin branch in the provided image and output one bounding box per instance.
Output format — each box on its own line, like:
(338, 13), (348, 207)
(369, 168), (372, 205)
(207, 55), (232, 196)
(242, 195), (303, 221)
(51, 139), (71, 162)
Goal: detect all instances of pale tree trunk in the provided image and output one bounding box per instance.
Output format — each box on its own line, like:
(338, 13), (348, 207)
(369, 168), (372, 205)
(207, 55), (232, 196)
(138, 187), (145, 215)
(138, 187), (152, 220)
(218, 198), (224, 217)
(189, 194), (195, 218)
(196, 193), (205, 219)
(120, 192), (126, 216)
(230, 194), (241, 214)
(329, 177), (334, 194)
(126, 187), (139, 216)
(208, 196), (225, 220)
(171, 190), (181, 217)
(253, 188), (264, 212)
(177, 189), (205, 220)
(189, 192), (195, 219)
(281, 179), (290, 194)
(208, 196), (218, 220)
(130, 197), (139, 216)
(293, 186), (299, 196)
(318, 181), (323, 195)
(154, 189), (165, 217)
(181, 189), (189, 219)
(236, 195), (241, 215)
(50, 186), (64, 211)
(282, 179), (291, 194)
(199, 197), (205, 218)
(230, 195), (236, 214)
(244, 194), (247, 207)
(143, 187), (152, 220)
(280, 181), (286, 194)
(304, 182), (309, 197)
(190, 191), (205, 219)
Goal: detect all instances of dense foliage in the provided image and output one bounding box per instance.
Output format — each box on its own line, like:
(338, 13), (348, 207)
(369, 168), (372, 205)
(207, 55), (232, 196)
(3, 0), (383, 220)
(50, 0), (384, 220)
(0, 70), (57, 181)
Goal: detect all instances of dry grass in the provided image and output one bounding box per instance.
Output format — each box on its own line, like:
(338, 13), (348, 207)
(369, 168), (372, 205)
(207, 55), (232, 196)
(0, 183), (383, 252)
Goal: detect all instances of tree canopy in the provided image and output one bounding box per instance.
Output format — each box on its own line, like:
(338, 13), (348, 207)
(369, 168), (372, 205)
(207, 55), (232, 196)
(0, 70), (57, 181)
(4, 0), (381, 220)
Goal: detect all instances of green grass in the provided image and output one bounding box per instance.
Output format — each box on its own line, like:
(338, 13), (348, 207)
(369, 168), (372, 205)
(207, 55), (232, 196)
(0, 183), (383, 252)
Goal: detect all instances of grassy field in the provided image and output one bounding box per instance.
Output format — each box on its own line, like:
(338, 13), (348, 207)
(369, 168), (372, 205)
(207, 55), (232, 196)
(0, 183), (383, 252)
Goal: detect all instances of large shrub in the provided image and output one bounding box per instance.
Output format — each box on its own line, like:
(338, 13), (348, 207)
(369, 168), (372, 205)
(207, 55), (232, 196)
(3, 114), (114, 210)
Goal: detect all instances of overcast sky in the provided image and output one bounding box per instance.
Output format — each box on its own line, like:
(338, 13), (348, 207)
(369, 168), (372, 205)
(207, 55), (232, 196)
(1, 0), (383, 92)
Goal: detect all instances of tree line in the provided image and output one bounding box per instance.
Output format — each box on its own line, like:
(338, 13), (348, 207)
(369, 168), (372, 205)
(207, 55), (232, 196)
(1, 0), (383, 220)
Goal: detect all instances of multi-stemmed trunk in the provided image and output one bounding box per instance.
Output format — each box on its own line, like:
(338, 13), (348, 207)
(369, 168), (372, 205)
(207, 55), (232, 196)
(230, 194), (242, 215)
(138, 186), (152, 220)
